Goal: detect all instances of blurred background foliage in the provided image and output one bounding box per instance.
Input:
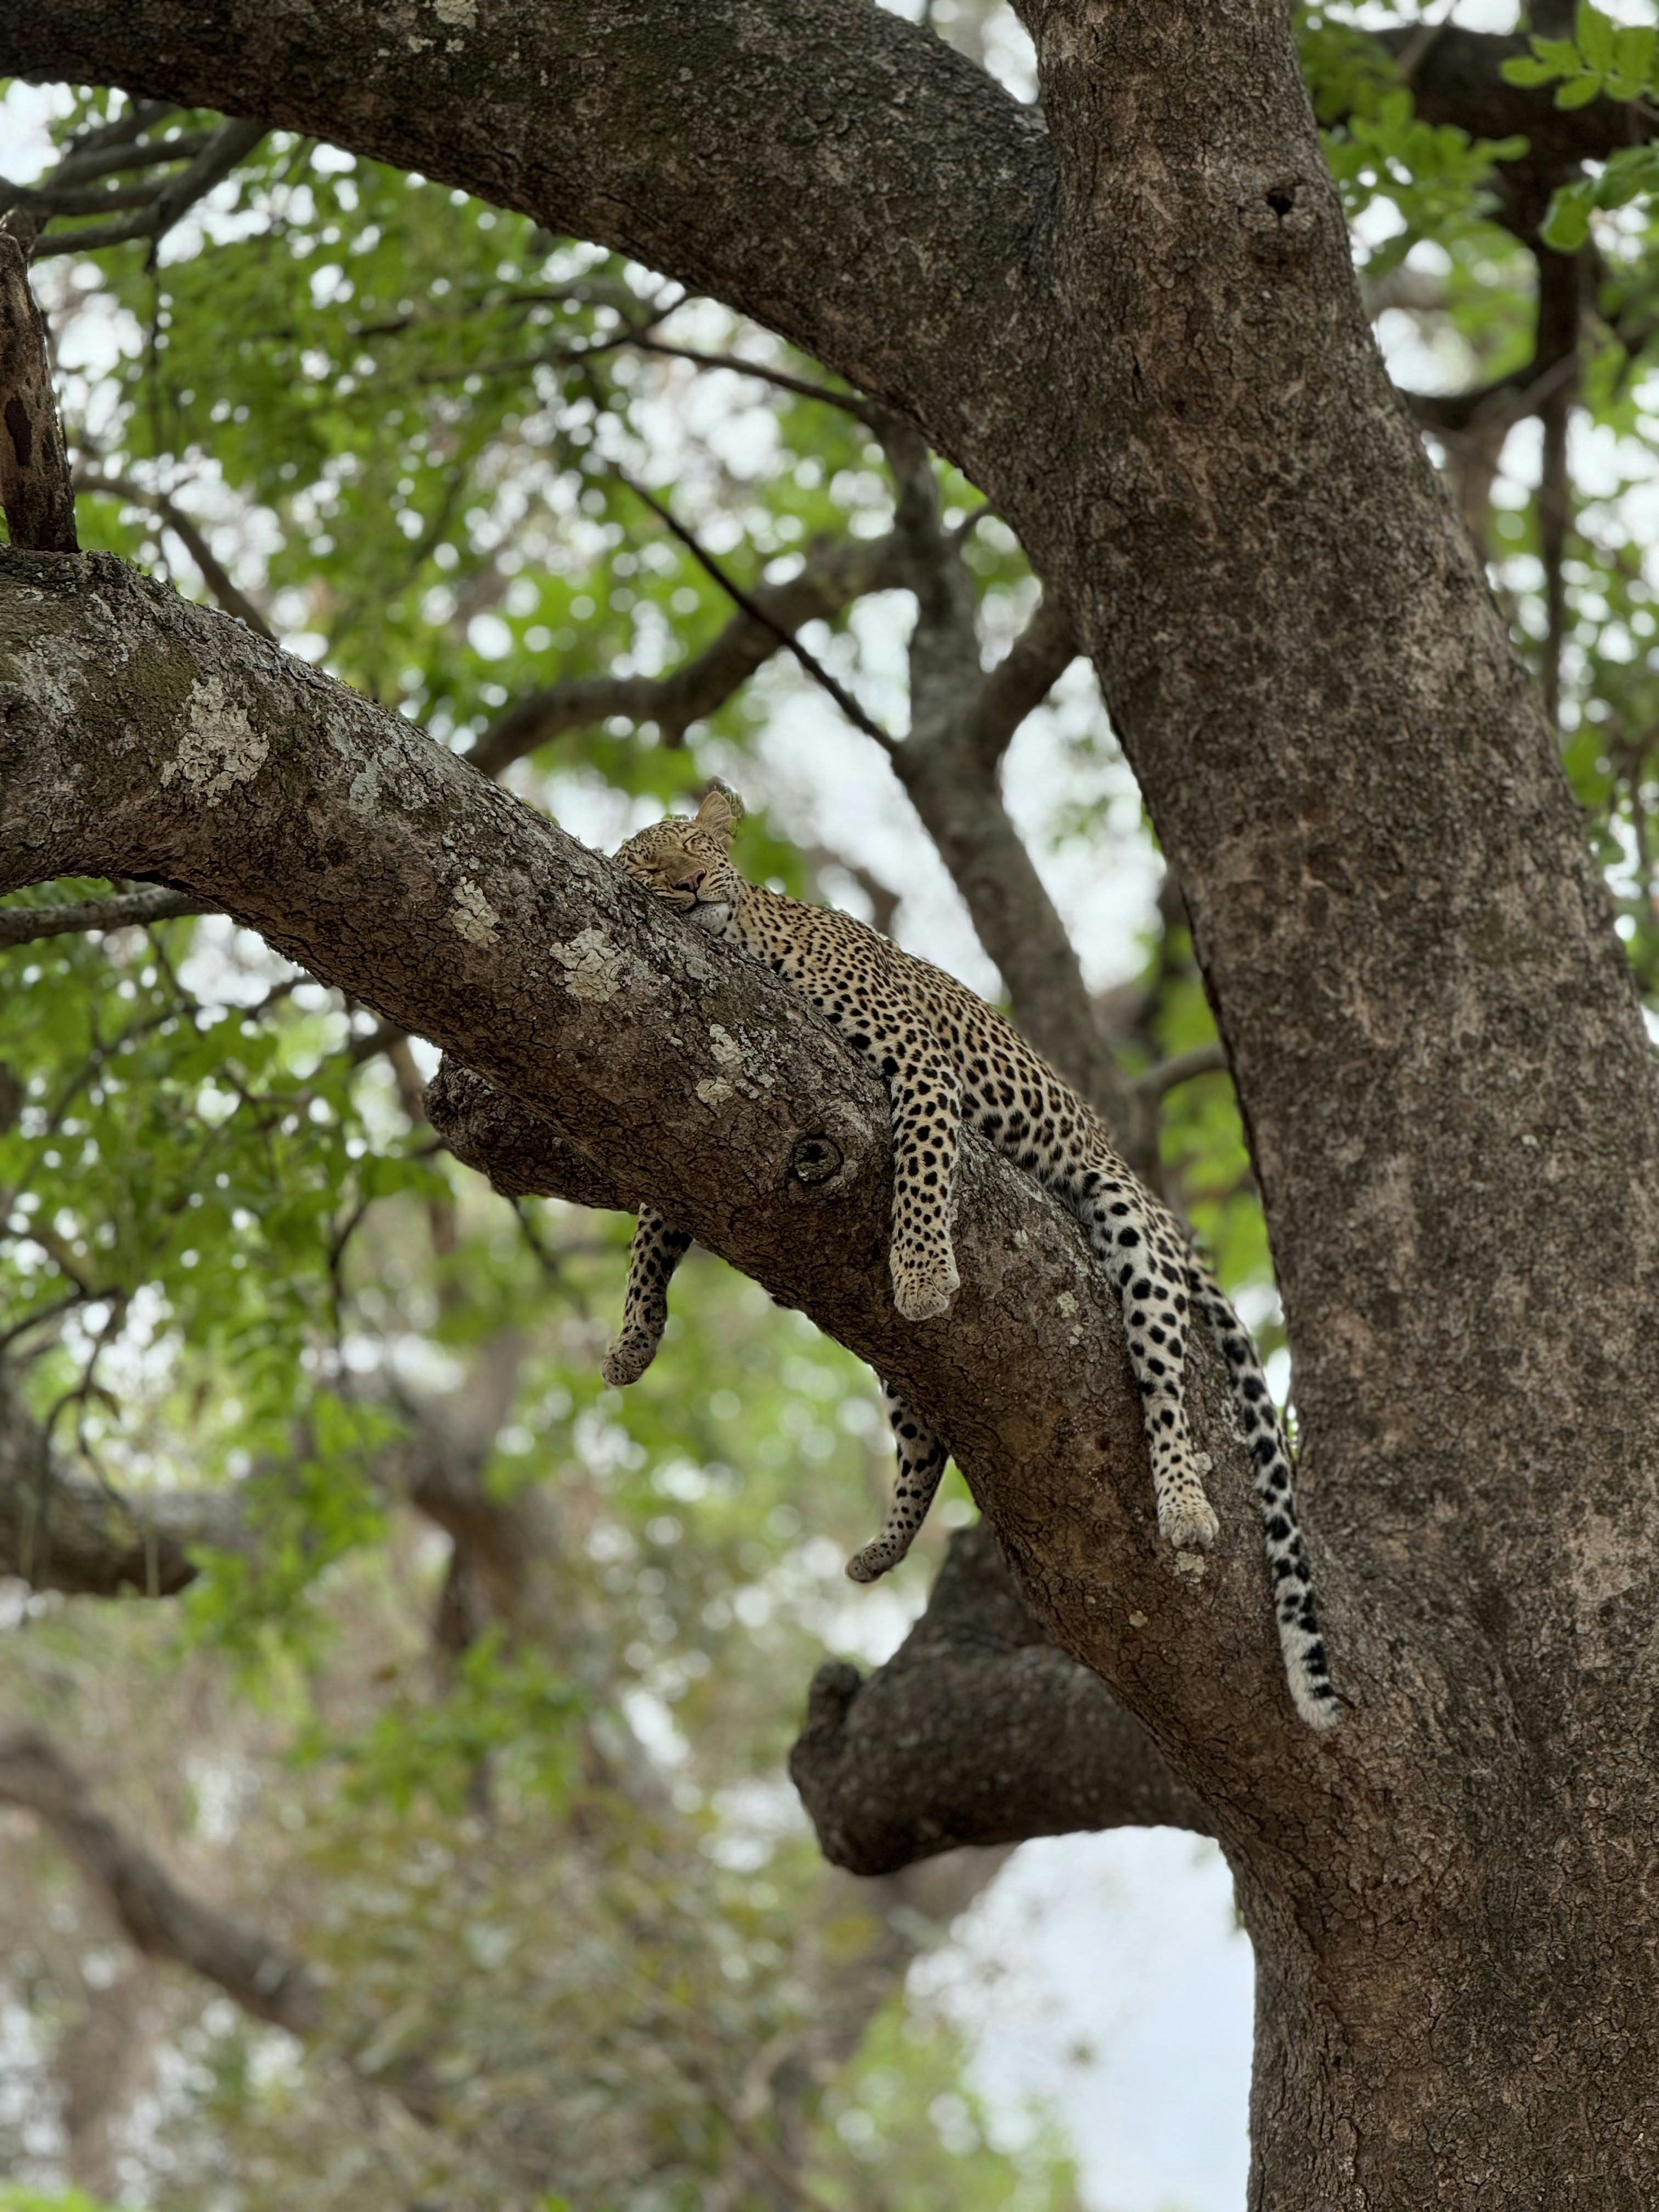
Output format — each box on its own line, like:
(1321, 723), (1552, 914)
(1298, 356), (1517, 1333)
(3, 3), (1659, 2206)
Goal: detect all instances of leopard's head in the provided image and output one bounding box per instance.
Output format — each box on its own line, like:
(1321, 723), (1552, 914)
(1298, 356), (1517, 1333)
(614, 783), (745, 935)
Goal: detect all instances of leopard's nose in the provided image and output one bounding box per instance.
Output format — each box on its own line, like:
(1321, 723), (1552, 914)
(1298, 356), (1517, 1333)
(684, 870), (706, 894)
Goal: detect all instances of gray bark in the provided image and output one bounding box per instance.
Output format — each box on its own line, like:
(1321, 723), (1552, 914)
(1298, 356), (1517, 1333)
(2, 4), (1657, 2201)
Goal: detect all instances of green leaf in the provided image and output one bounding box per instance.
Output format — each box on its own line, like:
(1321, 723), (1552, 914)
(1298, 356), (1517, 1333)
(1501, 55), (1566, 87)
(1576, 2), (1617, 73)
(1541, 185), (1594, 251)
(1534, 36), (1588, 73)
(1556, 71), (1607, 108)
(1613, 23), (1656, 85)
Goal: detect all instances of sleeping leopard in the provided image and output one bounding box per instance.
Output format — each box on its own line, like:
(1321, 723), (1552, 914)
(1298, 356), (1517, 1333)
(603, 784), (1338, 1730)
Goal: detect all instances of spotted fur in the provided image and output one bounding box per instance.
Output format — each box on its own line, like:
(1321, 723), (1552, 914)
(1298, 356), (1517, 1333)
(605, 786), (1338, 1729)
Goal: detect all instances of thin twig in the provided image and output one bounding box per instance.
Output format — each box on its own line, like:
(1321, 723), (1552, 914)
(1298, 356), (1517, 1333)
(628, 335), (874, 419)
(616, 472), (898, 754)
(0, 887), (218, 947)
(76, 472), (274, 638)
(1137, 1043), (1230, 1100)
(706, 2090), (844, 2212)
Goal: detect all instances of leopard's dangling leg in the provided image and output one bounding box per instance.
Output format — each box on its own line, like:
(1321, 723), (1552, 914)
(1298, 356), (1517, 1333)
(882, 1042), (963, 1324)
(603, 1209), (693, 1386)
(805, 974), (962, 1324)
(1071, 1176), (1219, 1553)
(844, 1384), (950, 1582)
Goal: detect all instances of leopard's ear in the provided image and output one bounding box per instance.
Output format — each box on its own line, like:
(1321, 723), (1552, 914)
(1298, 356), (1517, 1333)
(693, 781), (744, 847)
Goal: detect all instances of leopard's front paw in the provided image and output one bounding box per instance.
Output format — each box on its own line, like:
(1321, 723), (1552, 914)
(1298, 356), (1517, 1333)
(891, 1249), (959, 1323)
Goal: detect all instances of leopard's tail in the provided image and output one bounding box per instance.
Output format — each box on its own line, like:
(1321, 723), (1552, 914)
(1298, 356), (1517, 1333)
(1189, 1259), (1340, 1730)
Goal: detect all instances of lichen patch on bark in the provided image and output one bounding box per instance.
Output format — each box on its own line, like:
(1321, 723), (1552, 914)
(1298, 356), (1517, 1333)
(449, 877), (501, 945)
(550, 924), (627, 1001)
(159, 673), (269, 804)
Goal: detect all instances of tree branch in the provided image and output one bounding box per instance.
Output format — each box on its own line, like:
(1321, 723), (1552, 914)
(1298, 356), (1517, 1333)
(27, 117), (266, 261)
(0, 1365), (249, 1597)
(467, 528), (908, 774)
(0, 547), (1367, 1805)
(0, 1), (1047, 467)
(1374, 25), (1651, 174)
(617, 473), (898, 754)
(425, 1058), (628, 1214)
(790, 1525), (1207, 1874)
(627, 335), (874, 421)
(874, 428), (1148, 1164)
(0, 233), (78, 553)
(0, 884), (218, 945)
(0, 1726), (323, 2032)
(1137, 1043), (1229, 1102)
(962, 590), (1076, 773)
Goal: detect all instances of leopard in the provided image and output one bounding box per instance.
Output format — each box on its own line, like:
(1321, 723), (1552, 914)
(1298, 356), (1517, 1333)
(602, 784), (1338, 1730)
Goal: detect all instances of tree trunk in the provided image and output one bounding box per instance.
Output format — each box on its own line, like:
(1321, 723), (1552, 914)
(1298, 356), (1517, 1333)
(4, 3), (1657, 2200)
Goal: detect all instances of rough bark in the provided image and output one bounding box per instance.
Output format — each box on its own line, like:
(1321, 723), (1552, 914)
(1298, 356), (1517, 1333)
(2, 4), (1657, 2203)
(0, 233), (78, 554)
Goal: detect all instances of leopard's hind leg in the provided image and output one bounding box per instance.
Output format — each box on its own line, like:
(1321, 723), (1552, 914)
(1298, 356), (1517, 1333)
(845, 1385), (950, 1583)
(603, 1208), (693, 1386)
(1071, 1176), (1219, 1553)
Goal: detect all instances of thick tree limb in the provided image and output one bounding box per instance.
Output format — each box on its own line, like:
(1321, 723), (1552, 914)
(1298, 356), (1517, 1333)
(7, 8), (1659, 2196)
(1, 0), (1046, 465)
(790, 1525), (1206, 1875)
(426, 1059), (627, 1214)
(0, 1726), (322, 2032)
(17, 19), (1654, 1607)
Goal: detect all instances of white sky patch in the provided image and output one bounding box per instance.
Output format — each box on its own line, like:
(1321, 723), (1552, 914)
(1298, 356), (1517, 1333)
(919, 1829), (1253, 2212)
